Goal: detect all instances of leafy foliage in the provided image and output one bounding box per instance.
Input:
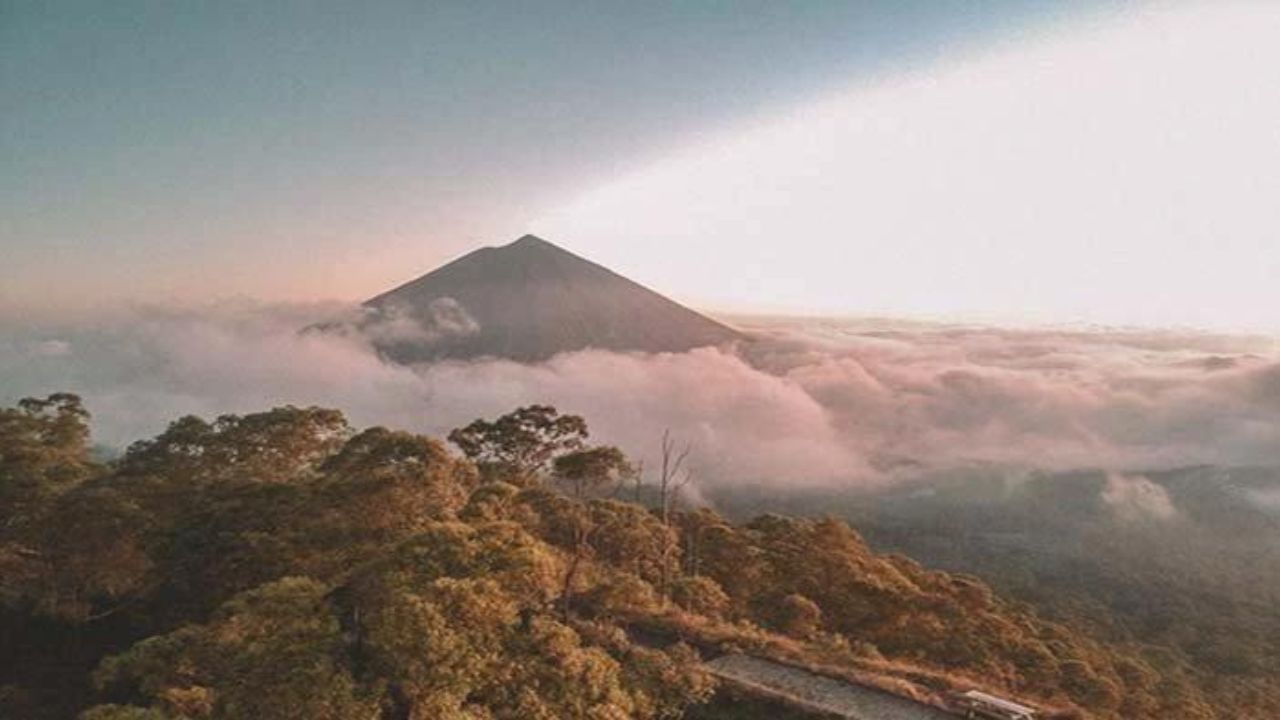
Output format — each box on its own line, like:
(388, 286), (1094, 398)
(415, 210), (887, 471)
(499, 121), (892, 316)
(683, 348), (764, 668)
(0, 396), (1266, 719)
(717, 471), (1280, 718)
(449, 404), (588, 485)
(0, 393), (94, 527)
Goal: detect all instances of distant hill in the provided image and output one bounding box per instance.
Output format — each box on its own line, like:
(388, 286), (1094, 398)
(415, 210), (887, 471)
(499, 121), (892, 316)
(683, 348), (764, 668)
(358, 234), (743, 363)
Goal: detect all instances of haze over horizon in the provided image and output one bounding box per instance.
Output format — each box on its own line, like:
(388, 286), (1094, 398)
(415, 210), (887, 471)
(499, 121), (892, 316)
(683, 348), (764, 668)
(9, 1), (1278, 332)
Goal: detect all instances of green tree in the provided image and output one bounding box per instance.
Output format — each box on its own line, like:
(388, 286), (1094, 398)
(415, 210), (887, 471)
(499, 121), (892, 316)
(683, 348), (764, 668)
(92, 577), (379, 720)
(774, 593), (823, 639)
(449, 405), (587, 485)
(553, 445), (630, 500)
(0, 393), (94, 529)
(117, 407), (350, 487)
(359, 577), (518, 718)
(670, 576), (731, 619)
(621, 643), (716, 719)
(314, 427), (477, 541)
(587, 500), (676, 588)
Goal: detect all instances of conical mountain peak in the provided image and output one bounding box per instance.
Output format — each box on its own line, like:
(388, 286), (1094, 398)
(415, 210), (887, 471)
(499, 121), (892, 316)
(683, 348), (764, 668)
(507, 233), (554, 248)
(360, 235), (742, 363)
(486, 233), (573, 259)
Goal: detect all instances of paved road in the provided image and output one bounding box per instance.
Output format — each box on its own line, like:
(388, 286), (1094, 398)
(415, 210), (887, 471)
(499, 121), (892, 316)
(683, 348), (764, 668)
(705, 654), (957, 720)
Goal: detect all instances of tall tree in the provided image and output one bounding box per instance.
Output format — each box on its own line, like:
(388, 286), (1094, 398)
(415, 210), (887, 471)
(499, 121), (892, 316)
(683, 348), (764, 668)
(0, 393), (94, 530)
(552, 445), (631, 500)
(449, 405), (588, 485)
(655, 430), (693, 603)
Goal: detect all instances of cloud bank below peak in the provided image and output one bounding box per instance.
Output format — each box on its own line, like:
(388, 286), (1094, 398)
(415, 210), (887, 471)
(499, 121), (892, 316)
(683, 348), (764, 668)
(2, 304), (1278, 488)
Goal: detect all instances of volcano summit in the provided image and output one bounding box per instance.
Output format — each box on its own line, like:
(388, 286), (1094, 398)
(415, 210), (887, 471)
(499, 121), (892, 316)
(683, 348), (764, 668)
(357, 235), (743, 363)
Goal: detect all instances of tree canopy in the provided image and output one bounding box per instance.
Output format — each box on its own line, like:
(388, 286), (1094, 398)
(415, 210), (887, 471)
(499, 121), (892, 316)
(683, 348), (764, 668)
(0, 395), (1268, 719)
(448, 405), (588, 485)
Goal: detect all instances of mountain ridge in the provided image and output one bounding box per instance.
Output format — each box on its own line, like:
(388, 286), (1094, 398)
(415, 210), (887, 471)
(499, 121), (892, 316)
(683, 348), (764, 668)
(361, 234), (743, 363)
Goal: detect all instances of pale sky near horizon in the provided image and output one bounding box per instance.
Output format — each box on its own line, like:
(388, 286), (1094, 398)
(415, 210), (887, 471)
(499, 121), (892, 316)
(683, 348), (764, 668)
(4, 1), (1278, 332)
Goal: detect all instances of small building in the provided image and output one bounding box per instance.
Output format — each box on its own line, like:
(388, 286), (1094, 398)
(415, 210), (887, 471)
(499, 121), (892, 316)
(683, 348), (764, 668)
(950, 690), (1038, 720)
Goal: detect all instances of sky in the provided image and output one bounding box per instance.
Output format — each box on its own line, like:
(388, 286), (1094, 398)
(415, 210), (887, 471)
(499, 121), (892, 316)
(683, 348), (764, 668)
(539, 1), (1280, 331)
(3, 1), (1278, 331)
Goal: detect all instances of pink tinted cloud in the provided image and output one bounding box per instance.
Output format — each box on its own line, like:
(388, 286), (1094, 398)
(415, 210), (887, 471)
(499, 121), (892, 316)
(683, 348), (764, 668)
(1, 305), (1277, 487)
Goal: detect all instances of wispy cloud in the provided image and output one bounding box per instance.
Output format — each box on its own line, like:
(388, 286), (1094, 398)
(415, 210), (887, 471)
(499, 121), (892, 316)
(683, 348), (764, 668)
(1102, 472), (1180, 522)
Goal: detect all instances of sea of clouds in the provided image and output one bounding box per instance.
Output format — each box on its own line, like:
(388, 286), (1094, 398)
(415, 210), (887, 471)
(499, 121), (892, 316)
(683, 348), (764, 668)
(2, 302), (1279, 488)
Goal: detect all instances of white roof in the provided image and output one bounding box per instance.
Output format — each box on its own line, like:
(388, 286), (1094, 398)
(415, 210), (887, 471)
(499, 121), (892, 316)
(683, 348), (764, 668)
(959, 690), (1037, 715)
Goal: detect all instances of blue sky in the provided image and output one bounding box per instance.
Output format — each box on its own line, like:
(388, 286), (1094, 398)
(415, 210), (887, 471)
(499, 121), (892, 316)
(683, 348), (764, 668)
(17, 1), (1280, 334)
(2, 1), (1108, 316)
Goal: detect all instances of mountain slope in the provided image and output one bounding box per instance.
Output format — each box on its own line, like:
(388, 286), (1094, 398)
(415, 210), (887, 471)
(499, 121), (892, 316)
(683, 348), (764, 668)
(362, 234), (743, 362)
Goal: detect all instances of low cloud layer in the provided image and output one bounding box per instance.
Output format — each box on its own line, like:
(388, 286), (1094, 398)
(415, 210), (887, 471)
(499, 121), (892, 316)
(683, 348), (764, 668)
(1102, 472), (1180, 522)
(743, 317), (1280, 476)
(348, 298), (482, 347)
(2, 303), (1278, 487)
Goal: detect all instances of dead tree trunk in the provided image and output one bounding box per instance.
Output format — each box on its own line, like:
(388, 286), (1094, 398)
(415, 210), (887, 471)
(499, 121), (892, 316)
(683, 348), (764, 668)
(656, 430), (692, 603)
(560, 516), (595, 622)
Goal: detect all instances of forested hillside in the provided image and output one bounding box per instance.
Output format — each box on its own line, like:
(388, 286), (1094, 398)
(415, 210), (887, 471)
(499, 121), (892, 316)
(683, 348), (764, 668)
(0, 395), (1254, 718)
(711, 469), (1280, 718)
